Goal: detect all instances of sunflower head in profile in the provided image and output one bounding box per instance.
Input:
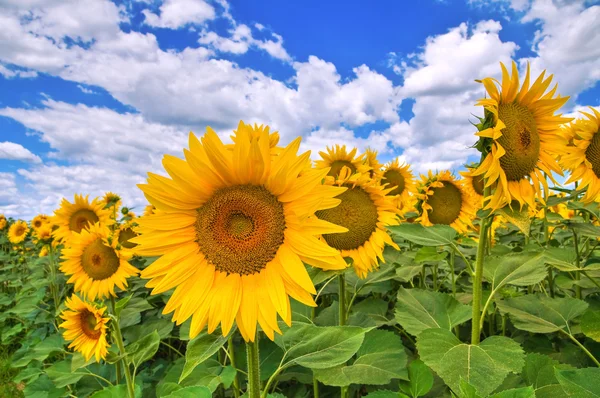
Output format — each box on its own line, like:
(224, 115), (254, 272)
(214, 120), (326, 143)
(415, 171), (476, 234)
(143, 204), (155, 216)
(381, 158), (416, 212)
(132, 125), (348, 342)
(561, 107), (600, 203)
(59, 294), (110, 362)
(362, 148), (383, 179)
(473, 61), (571, 211)
(316, 144), (371, 179)
(8, 220), (29, 244)
(0, 215), (6, 231)
(53, 194), (113, 242)
(31, 214), (49, 230)
(315, 169), (401, 278)
(117, 223), (138, 250)
(102, 192), (122, 209)
(460, 166), (485, 208)
(60, 223), (138, 300)
(231, 120), (280, 150)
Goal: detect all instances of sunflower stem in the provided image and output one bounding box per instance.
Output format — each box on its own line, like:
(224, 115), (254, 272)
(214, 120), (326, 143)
(109, 296), (135, 398)
(246, 337), (261, 398)
(471, 195), (491, 345)
(573, 230), (582, 299)
(228, 336), (240, 398)
(338, 272), (349, 398)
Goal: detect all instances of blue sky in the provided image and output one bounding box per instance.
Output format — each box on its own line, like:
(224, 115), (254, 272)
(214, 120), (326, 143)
(0, 0), (599, 218)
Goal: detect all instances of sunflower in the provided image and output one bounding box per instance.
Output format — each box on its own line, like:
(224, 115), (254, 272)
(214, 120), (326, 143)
(0, 215), (6, 231)
(316, 144), (371, 179)
(39, 246), (49, 257)
(363, 148), (383, 178)
(59, 294), (110, 362)
(31, 214), (49, 230)
(117, 223), (138, 250)
(231, 121), (280, 150)
(60, 223), (138, 300)
(315, 169), (401, 278)
(8, 220), (29, 244)
(381, 158), (416, 212)
(34, 224), (53, 244)
(53, 195), (113, 242)
(132, 125), (348, 342)
(415, 171), (476, 234)
(473, 61), (571, 210)
(143, 205), (155, 216)
(460, 166), (485, 207)
(561, 107), (600, 203)
(102, 192), (122, 209)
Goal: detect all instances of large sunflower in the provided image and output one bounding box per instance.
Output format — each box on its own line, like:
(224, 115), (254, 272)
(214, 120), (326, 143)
(132, 126), (348, 342)
(31, 214), (49, 231)
(381, 158), (416, 212)
(415, 171), (476, 234)
(0, 215), (6, 231)
(561, 107), (600, 203)
(315, 169), (401, 278)
(60, 223), (138, 300)
(316, 145), (370, 179)
(59, 294), (110, 362)
(53, 194), (113, 242)
(473, 61), (571, 210)
(8, 220), (29, 244)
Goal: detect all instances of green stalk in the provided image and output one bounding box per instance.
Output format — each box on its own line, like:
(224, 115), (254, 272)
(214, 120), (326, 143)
(228, 336), (240, 398)
(543, 188), (554, 297)
(471, 189), (491, 345)
(338, 273), (348, 398)
(560, 330), (600, 367)
(110, 297), (135, 398)
(246, 338), (261, 398)
(573, 231), (582, 299)
(449, 248), (456, 298)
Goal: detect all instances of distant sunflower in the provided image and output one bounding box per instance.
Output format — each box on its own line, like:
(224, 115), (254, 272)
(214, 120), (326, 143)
(60, 223), (138, 300)
(53, 195), (113, 242)
(381, 158), (416, 212)
(39, 246), (49, 257)
(143, 205), (155, 216)
(316, 145), (371, 179)
(316, 169), (401, 278)
(132, 125), (348, 342)
(416, 171), (476, 234)
(363, 148), (383, 178)
(231, 120), (280, 150)
(473, 61), (571, 210)
(59, 294), (110, 362)
(8, 220), (29, 244)
(117, 223), (138, 250)
(31, 214), (49, 230)
(102, 192), (122, 209)
(34, 224), (53, 244)
(0, 215), (6, 231)
(460, 167), (485, 206)
(561, 107), (600, 203)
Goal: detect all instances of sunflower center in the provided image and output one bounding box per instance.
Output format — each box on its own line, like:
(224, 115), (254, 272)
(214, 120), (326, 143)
(79, 310), (101, 339)
(328, 160), (356, 178)
(195, 185), (286, 276)
(382, 169), (406, 196)
(15, 226), (26, 237)
(316, 185), (379, 251)
(69, 209), (100, 233)
(118, 227), (138, 249)
(34, 220), (42, 228)
(81, 239), (120, 280)
(497, 102), (540, 181)
(427, 182), (463, 225)
(471, 174), (485, 196)
(585, 132), (600, 178)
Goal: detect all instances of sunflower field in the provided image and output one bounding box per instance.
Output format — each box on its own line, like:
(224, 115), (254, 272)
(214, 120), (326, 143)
(1, 61), (600, 398)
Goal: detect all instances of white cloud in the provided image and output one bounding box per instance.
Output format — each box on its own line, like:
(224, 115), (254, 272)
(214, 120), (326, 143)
(142, 0), (216, 29)
(0, 64), (37, 79)
(77, 84), (96, 94)
(0, 142), (42, 163)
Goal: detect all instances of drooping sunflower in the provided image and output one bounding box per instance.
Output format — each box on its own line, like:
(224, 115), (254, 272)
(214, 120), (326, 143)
(363, 148), (383, 178)
(381, 158), (416, 212)
(132, 126), (348, 342)
(415, 171), (476, 234)
(53, 195), (113, 242)
(31, 214), (49, 230)
(473, 61), (571, 210)
(59, 294), (110, 362)
(8, 220), (29, 244)
(315, 169), (401, 278)
(561, 107), (600, 203)
(460, 166), (485, 207)
(60, 223), (138, 300)
(0, 215), (6, 231)
(316, 144), (371, 179)
(102, 192), (122, 209)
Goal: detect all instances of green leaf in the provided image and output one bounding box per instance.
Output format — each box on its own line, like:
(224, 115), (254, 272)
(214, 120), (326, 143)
(395, 265), (423, 282)
(163, 386), (212, 398)
(91, 384), (142, 398)
(388, 224), (457, 246)
(315, 330), (407, 386)
(556, 367), (600, 397)
(543, 248), (581, 271)
(394, 288), (472, 336)
(522, 353), (570, 398)
(119, 297), (153, 328)
(122, 317), (174, 343)
(23, 374), (67, 398)
(11, 334), (65, 368)
(490, 386), (536, 398)
(399, 359), (433, 398)
(126, 330), (160, 368)
(581, 310), (600, 342)
(570, 223), (600, 238)
(366, 391), (408, 397)
(160, 358), (235, 392)
(414, 246), (446, 263)
(114, 294), (133, 317)
(483, 252), (547, 288)
(416, 328), (525, 396)
(180, 329), (233, 382)
(496, 295), (588, 334)
(45, 359), (84, 388)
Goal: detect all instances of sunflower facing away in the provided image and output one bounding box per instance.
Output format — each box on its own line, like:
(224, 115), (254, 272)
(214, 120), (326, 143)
(381, 158), (416, 212)
(316, 144), (371, 179)
(8, 220), (29, 244)
(316, 169), (401, 278)
(59, 294), (110, 362)
(473, 61), (571, 210)
(460, 166), (485, 206)
(415, 171), (476, 234)
(60, 223), (138, 300)
(53, 194), (113, 242)
(102, 192), (122, 209)
(132, 125), (348, 342)
(561, 107), (600, 203)
(31, 214), (49, 230)
(0, 215), (6, 231)
(363, 148), (383, 178)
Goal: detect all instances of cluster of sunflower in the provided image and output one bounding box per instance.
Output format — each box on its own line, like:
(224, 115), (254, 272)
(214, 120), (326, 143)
(1, 213), (55, 257)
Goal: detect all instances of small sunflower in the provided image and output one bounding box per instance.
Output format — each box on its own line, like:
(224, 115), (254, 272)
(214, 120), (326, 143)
(143, 204), (155, 216)
(415, 171), (476, 234)
(117, 223), (138, 250)
(0, 215), (6, 231)
(132, 125), (348, 342)
(60, 223), (138, 300)
(561, 107), (600, 203)
(381, 158), (416, 212)
(31, 214), (49, 230)
(363, 148), (383, 179)
(53, 194), (113, 242)
(39, 246), (49, 257)
(34, 224), (53, 244)
(59, 294), (110, 362)
(460, 166), (485, 206)
(473, 61), (571, 210)
(316, 169), (401, 278)
(316, 145), (371, 179)
(102, 192), (122, 209)
(8, 220), (29, 244)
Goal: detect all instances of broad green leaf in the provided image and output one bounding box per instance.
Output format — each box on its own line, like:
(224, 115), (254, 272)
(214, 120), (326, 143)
(114, 294), (133, 317)
(581, 310), (600, 342)
(91, 384), (142, 398)
(491, 386), (536, 398)
(414, 246), (446, 263)
(395, 288), (472, 336)
(163, 386), (212, 398)
(180, 329), (233, 382)
(543, 248), (580, 271)
(11, 334), (65, 368)
(395, 265), (423, 282)
(23, 374), (67, 398)
(45, 359), (84, 388)
(119, 297), (153, 328)
(160, 358), (235, 392)
(70, 352), (95, 371)
(388, 224), (457, 246)
(570, 223), (600, 238)
(483, 252), (547, 288)
(498, 205), (531, 235)
(496, 295), (588, 334)
(399, 359), (433, 398)
(351, 298), (391, 326)
(556, 368), (600, 397)
(315, 330), (407, 386)
(122, 317), (174, 343)
(417, 328), (525, 396)
(522, 353), (571, 398)
(366, 391), (408, 398)
(126, 330), (160, 368)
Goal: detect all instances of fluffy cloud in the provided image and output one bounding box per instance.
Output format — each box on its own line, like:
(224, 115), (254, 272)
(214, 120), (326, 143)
(142, 0), (216, 29)
(0, 142), (42, 163)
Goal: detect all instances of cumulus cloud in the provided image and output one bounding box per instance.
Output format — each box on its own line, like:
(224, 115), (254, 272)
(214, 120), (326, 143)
(142, 0), (216, 29)
(0, 142), (42, 163)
